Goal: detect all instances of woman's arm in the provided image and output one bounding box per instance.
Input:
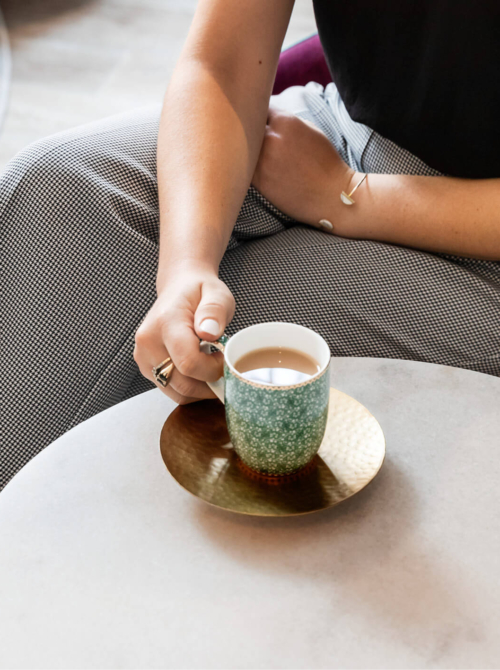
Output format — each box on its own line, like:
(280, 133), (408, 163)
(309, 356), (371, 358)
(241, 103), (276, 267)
(156, 0), (295, 293)
(334, 172), (500, 261)
(252, 105), (500, 261)
(133, 0), (295, 405)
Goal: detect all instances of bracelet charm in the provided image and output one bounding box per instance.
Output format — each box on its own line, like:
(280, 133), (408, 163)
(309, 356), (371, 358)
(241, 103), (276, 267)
(340, 173), (368, 205)
(317, 173), (369, 231)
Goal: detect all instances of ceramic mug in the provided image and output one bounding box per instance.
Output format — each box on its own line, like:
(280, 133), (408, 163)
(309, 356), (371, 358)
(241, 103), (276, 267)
(200, 322), (331, 476)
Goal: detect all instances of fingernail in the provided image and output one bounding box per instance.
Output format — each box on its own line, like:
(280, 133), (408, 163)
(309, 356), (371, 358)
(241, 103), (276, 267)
(200, 318), (220, 337)
(319, 219), (333, 231)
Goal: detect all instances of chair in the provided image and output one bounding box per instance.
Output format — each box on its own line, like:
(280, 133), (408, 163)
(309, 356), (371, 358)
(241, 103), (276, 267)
(272, 32), (332, 95)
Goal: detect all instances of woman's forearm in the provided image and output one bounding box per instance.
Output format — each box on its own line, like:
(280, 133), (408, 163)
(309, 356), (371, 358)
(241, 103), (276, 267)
(155, 0), (295, 293)
(336, 172), (500, 260)
(246, 103), (500, 261)
(155, 59), (268, 292)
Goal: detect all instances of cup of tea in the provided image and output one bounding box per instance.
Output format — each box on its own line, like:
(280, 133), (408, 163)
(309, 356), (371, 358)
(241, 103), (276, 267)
(200, 322), (331, 476)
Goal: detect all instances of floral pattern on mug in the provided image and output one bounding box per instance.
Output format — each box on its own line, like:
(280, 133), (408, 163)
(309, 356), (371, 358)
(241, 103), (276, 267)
(224, 362), (330, 475)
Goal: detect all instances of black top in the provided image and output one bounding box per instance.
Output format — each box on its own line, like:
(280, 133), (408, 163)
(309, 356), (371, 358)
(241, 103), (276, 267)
(312, 0), (500, 178)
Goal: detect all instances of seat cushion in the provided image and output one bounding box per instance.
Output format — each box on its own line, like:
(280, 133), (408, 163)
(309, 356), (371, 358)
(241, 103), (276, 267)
(272, 33), (332, 95)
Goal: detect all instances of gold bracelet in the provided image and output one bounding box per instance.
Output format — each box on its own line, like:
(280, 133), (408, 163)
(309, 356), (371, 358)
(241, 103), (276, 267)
(340, 173), (367, 205)
(318, 173), (368, 231)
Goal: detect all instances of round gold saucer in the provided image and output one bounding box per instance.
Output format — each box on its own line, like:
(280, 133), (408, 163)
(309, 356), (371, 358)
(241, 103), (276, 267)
(160, 388), (385, 517)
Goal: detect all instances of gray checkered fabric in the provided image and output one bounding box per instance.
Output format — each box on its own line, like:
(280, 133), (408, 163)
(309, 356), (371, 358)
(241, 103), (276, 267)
(1, 81), (499, 490)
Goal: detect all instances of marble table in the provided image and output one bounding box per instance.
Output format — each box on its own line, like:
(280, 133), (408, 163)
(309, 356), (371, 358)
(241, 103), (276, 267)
(1, 357), (500, 670)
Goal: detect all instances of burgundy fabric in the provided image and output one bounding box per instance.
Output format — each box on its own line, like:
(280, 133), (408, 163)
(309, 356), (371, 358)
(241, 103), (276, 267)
(272, 33), (332, 95)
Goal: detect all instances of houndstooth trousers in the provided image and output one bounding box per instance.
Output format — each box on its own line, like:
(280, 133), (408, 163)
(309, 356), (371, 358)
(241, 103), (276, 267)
(2, 81), (500, 490)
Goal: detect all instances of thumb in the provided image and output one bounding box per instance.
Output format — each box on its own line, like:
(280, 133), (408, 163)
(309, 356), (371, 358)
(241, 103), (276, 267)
(194, 280), (235, 341)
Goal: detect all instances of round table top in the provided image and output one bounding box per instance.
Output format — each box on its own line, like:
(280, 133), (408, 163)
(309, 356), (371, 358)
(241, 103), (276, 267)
(1, 357), (500, 670)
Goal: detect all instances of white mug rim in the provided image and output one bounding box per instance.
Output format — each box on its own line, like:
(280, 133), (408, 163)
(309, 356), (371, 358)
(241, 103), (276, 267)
(223, 321), (330, 386)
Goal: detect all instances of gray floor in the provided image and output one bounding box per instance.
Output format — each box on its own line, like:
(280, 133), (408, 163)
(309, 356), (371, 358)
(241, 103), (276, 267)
(0, 0), (317, 169)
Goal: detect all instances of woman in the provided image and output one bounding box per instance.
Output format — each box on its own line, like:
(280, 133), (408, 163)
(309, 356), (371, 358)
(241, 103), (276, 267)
(2, 0), (499, 489)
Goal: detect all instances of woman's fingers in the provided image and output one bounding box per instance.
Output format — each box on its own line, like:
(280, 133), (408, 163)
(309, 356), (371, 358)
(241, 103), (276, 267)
(134, 272), (235, 405)
(166, 365), (221, 400)
(158, 278), (234, 383)
(194, 276), (236, 341)
(161, 317), (224, 383)
(134, 329), (222, 401)
(160, 382), (217, 406)
(135, 318), (224, 384)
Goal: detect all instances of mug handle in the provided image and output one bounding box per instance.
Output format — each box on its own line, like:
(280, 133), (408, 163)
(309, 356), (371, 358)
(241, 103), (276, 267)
(199, 335), (228, 404)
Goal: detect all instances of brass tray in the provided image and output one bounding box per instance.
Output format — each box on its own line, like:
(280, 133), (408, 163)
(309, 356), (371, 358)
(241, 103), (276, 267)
(160, 388), (385, 517)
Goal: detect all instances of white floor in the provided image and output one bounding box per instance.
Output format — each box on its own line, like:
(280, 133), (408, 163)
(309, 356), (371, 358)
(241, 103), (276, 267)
(0, 0), (317, 169)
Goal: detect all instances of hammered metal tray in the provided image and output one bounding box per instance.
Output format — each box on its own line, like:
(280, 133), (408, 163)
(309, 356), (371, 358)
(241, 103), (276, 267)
(160, 387), (385, 517)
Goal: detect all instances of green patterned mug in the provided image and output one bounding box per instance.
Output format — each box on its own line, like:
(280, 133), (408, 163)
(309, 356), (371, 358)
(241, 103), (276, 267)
(200, 322), (331, 476)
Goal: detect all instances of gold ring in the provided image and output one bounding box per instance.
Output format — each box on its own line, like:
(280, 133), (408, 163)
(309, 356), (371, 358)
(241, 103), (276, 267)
(152, 356), (175, 388)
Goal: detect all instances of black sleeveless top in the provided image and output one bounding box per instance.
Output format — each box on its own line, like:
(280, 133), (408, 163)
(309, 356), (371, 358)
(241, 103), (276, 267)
(312, 0), (500, 178)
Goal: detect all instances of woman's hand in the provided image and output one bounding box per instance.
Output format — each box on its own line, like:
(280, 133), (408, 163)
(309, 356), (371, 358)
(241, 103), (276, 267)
(133, 263), (235, 405)
(251, 105), (355, 229)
